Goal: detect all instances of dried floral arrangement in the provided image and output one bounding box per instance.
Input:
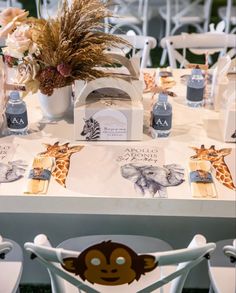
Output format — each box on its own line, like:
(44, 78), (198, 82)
(0, 0), (127, 96)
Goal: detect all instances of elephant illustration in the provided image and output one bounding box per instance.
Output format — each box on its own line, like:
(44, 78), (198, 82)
(0, 160), (27, 183)
(121, 163), (185, 197)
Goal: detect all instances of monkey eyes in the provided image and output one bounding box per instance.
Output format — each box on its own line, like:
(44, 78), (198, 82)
(116, 257), (126, 265)
(90, 258), (101, 266)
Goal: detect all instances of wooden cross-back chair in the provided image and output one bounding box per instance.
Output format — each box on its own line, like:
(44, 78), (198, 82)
(104, 0), (150, 36)
(110, 34), (157, 69)
(25, 234), (215, 293)
(208, 239), (236, 293)
(160, 32), (236, 68)
(158, 0), (213, 66)
(218, 0), (236, 34)
(0, 235), (23, 293)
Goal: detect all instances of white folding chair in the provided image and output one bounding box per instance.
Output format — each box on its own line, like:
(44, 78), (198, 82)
(25, 233), (215, 293)
(160, 32), (236, 68)
(111, 34), (157, 69)
(208, 239), (236, 293)
(218, 0), (236, 34)
(105, 0), (150, 36)
(0, 235), (23, 293)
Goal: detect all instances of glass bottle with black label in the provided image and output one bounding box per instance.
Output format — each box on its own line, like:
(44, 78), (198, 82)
(151, 92), (172, 138)
(186, 66), (205, 107)
(5, 91), (28, 135)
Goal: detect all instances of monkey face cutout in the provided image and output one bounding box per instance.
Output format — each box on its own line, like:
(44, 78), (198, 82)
(62, 241), (157, 286)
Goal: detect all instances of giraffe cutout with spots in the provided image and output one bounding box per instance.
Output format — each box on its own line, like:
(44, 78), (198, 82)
(191, 145), (235, 190)
(39, 142), (84, 187)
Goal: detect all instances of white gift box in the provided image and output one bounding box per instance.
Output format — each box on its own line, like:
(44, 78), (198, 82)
(74, 53), (143, 141)
(74, 76), (143, 141)
(220, 90), (236, 143)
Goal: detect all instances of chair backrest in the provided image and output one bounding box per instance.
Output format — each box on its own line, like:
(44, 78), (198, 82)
(223, 239), (236, 262)
(0, 0), (22, 11)
(208, 239), (236, 293)
(110, 34), (157, 69)
(36, 0), (65, 18)
(107, 0), (149, 36)
(25, 234), (215, 293)
(160, 32), (236, 68)
(0, 235), (23, 293)
(218, 0), (236, 33)
(0, 235), (13, 256)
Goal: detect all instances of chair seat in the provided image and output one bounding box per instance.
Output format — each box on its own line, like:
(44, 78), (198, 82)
(159, 5), (205, 24)
(109, 15), (142, 25)
(175, 16), (204, 24)
(0, 238), (23, 293)
(209, 267), (235, 293)
(218, 6), (236, 25)
(209, 239), (236, 293)
(0, 262), (23, 292)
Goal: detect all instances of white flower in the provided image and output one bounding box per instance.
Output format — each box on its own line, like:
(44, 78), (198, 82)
(4, 24), (36, 59)
(16, 57), (40, 94)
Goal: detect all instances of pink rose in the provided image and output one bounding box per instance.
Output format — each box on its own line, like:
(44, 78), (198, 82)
(0, 7), (29, 38)
(0, 7), (28, 26)
(57, 63), (72, 77)
(4, 55), (18, 67)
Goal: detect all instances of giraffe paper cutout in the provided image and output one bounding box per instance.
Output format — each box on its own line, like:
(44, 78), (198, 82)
(39, 142), (84, 187)
(190, 145), (235, 190)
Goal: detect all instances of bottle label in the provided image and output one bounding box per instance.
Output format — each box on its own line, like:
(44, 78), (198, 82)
(187, 86), (204, 102)
(152, 113), (172, 131)
(6, 111), (28, 130)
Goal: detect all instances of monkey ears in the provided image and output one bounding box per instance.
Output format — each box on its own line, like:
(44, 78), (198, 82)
(62, 257), (77, 273)
(143, 255), (158, 272)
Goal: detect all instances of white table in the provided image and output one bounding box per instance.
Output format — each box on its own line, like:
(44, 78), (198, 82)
(0, 69), (235, 218)
(0, 69), (235, 285)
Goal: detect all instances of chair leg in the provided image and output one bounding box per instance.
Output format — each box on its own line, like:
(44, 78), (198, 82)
(160, 49), (168, 66)
(231, 26), (236, 34)
(209, 284), (214, 293)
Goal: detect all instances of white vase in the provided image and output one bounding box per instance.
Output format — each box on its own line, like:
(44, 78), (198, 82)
(38, 85), (72, 119)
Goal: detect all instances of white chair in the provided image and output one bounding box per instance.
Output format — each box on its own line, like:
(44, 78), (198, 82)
(160, 32), (236, 68)
(208, 239), (236, 293)
(105, 0), (150, 36)
(24, 234), (215, 293)
(0, 0), (22, 11)
(158, 0), (213, 66)
(159, 0), (213, 36)
(111, 34), (157, 69)
(218, 0), (236, 34)
(36, 0), (64, 18)
(0, 235), (23, 293)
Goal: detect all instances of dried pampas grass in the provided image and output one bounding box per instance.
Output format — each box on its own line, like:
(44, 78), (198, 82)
(31, 0), (128, 94)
